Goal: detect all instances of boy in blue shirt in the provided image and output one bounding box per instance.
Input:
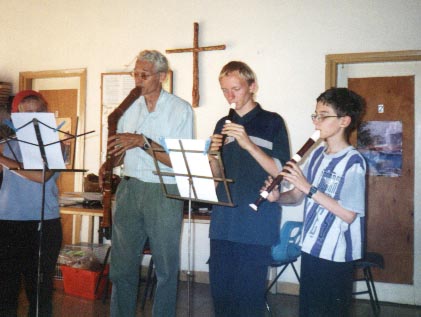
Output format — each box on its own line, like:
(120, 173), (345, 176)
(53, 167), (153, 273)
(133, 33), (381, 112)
(208, 61), (290, 316)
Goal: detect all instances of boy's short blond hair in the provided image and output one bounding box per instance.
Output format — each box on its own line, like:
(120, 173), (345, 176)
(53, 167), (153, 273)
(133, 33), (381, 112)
(219, 61), (256, 86)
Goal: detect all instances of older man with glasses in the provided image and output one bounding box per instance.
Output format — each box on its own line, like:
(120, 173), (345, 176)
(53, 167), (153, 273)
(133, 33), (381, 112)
(101, 50), (193, 317)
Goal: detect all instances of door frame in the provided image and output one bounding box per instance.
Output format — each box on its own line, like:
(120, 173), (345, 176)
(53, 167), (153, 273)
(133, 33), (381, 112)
(325, 50), (421, 88)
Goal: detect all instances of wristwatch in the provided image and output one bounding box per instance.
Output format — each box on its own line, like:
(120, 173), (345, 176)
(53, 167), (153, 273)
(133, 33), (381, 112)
(142, 135), (152, 151)
(307, 186), (318, 199)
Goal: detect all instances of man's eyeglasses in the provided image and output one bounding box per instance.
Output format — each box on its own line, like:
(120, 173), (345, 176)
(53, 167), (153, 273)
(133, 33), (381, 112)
(311, 114), (342, 122)
(130, 71), (158, 80)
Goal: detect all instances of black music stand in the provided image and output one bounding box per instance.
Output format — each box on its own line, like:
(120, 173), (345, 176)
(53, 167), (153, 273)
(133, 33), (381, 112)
(151, 138), (234, 317)
(9, 112), (92, 317)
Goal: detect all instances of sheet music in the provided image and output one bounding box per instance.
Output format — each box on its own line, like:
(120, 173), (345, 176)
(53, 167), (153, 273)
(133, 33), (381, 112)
(11, 112), (66, 170)
(165, 138), (218, 202)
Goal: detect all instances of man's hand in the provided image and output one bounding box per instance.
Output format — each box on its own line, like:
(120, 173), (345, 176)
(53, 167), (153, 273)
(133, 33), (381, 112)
(108, 133), (143, 156)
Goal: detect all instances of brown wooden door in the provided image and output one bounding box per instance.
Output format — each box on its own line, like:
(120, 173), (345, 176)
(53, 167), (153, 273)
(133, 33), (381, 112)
(40, 89), (78, 246)
(349, 76), (414, 284)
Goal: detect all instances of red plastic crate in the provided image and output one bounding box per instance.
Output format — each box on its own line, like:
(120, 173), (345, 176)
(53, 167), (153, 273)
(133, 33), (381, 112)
(60, 265), (109, 300)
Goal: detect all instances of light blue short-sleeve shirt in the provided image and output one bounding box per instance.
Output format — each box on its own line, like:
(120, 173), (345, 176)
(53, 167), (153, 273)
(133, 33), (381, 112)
(117, 89), (193, 184)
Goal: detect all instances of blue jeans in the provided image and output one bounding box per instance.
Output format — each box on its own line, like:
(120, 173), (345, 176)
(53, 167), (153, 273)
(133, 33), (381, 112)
(110, 178), (183, 317)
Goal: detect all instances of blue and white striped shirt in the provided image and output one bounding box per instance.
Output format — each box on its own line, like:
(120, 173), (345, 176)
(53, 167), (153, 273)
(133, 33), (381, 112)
(301, 145), (366, 262)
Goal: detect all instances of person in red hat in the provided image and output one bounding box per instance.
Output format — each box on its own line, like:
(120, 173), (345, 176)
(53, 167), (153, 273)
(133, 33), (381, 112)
(11, 89), (47, 113)
(0, 90), (62, 317)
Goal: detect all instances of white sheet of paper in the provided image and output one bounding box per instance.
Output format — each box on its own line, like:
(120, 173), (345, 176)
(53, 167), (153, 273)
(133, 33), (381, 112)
(165, 138), (218, 202)
(102, 74), (135, 105)
(12, 113), (66, 170)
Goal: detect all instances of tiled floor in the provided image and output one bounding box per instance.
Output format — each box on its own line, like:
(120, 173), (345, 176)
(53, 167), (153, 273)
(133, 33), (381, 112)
(17, 280), (421, 317)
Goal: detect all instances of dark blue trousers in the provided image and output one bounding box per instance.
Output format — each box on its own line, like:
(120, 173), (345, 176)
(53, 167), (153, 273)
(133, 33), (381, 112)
(209, 239), (271, 317)
(299, 252), (354, 317)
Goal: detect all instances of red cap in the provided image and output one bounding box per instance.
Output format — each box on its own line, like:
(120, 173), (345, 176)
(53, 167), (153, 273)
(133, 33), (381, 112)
(11, 90), (46, 113)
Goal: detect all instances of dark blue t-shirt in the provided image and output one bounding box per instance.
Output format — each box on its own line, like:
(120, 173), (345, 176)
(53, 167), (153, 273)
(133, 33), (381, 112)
(210, 104), (290, 246)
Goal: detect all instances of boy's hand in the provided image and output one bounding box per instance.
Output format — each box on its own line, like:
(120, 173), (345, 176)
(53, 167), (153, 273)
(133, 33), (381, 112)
(281, 162), (311, 195)
(222, 122), (253, 151)
(261, 175), (281, 202)
(209, 134), (224, 152)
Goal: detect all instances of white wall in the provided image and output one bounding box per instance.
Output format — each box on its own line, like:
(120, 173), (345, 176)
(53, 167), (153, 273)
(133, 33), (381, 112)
(1, 0), (421, 305)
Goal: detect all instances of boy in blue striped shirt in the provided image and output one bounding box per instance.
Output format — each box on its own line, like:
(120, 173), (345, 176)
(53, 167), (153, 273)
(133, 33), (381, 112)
(265, 87), (366, 317)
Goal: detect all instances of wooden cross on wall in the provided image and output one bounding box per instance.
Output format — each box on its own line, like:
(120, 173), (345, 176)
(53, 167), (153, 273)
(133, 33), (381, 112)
(166, 22), (226, 107)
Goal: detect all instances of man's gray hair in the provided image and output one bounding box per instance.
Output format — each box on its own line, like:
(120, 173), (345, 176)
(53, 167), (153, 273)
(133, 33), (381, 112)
(137, 50), (169, 73)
